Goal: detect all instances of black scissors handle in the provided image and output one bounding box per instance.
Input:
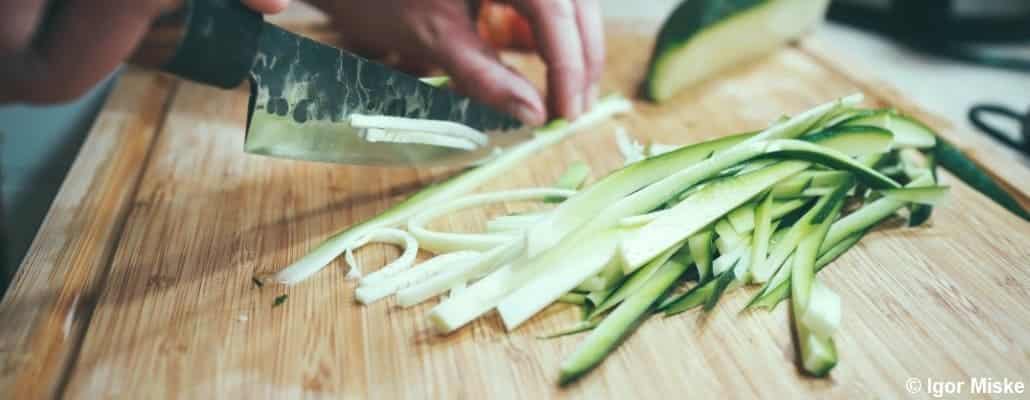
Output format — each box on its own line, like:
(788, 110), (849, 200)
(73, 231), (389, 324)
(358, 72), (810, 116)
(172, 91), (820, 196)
(968, 104), (1030, 156)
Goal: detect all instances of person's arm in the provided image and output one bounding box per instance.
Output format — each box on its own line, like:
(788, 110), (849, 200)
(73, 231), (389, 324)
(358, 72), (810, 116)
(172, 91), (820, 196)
(0, 0), (289, 104)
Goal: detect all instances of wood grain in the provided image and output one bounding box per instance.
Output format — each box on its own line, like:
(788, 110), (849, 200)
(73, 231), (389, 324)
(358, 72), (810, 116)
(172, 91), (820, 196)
(0, 69), (176, 399)
(6, 22), (1030, 400)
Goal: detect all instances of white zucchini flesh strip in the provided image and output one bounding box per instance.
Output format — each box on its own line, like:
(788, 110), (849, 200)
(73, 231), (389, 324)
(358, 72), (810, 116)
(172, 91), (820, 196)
(726, 202), (756, 234)
(360, 128), (479, 150)
(449, 282), (467, 297)
(615, 126), (645, 165)
(485, 212), (549, 233)
(430, 228), (619, 333)
(271, 94), (631, 285)
(620, 160), (810, 270)
(354, 251), (481, 304)
(396, 240), (523, 307)
(618, 210), (668, 228)
(407, 188), (575, 253)
(349, 114), (489, 146)
(496, 229), (622, 330)
(801, 280), (842, 338)
(714, 219), (745, 253)
(342, 228), (418, 284)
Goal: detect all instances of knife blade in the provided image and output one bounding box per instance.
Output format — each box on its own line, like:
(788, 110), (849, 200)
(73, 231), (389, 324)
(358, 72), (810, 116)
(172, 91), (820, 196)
(129, 0), (534, 166)
(243, 23), (532, 166)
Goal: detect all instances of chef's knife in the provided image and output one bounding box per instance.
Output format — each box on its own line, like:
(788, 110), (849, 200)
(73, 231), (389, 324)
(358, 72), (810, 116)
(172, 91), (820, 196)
(125, 0), (533, 166)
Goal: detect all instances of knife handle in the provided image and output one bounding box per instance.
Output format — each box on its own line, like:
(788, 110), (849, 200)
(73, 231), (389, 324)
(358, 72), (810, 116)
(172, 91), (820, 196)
(128, 0), (263, 88)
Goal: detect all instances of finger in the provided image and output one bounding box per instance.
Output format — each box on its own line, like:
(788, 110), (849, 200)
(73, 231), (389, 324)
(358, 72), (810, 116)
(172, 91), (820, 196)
(573, 0), (605, 108)
(422, 10), (546, 125)
(0, 0), (47, 57)
(511, 0), (586, 120)
(242, 0), (291, 14)
(7, 0), (165, 103)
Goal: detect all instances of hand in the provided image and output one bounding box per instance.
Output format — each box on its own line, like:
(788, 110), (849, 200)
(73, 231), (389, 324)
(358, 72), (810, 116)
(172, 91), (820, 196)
(0, 0), (291, 104)
(308, 0), (604, 125)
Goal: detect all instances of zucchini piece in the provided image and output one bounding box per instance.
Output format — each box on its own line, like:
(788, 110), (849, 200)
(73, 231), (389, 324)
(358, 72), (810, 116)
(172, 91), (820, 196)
(888, 114), (938, 149)
(745, 231), (863, 310)
(575, 257), (625, 292)
(687, 229), (715, 283)
(898, 148), (936, 225)
(558, 255), (691, 385)
(801, 280), (842, 338)
(714, 219), (746, 252)
(703, 264), (739, 311)
(726, 202), (757, 235)
(881, 186), (949, 206)
(749, 175), (934, 309)
(273, 94), (631, 285)
(496, 229), (622, 331)
(539, 95), (863, 260)
(660, 272), (719, 315)
(750, 192), (776, 281)
(429, 228), (618, 333)
(764, 140), (899, 189)
(527, 131), (754, 256)
(802, 125), (894, 157)
(791, 190), (844, 377)
(559, 293), (588, 306)
(838, 110), (936, 149)
(586, 287), (617, 309)
(645, 0), (830, 101)
(587, 247), (685, 319)
(538, 320), (600, 340)
(934, 139), (1030, 221)
(544, 161), (592, 203)
(749, 180), (851, 289)
(621, 160), (810, 270)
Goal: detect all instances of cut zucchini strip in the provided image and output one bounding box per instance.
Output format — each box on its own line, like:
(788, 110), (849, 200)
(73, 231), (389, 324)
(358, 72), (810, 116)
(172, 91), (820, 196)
(343, 228), (418, 285)
(359, 128), (479, 150)
(545, 161), (592, 203)
(497, 229), (622, 331)
(559, 254), (690, 385)
(688, 229), (715, 283)
(355, 251), (480, 304)
(587, 247), (685, 319)
(527, 131), (753, 256)
(396, 240), (522, 307)
(621, 160), (810, 270)
(407, 188), (575, 253)
(272, 94), (630, 285)
(880, 186), (949, 206)
(615, 127), (646, 165)
(350, 114), (489, 146)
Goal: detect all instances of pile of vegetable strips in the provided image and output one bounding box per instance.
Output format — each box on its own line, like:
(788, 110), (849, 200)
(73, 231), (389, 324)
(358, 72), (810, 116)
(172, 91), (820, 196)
(267, 93), (950, 384)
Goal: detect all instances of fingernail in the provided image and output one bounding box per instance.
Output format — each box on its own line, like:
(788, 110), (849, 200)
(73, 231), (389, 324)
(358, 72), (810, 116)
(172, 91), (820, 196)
(511, 102), (543, 126)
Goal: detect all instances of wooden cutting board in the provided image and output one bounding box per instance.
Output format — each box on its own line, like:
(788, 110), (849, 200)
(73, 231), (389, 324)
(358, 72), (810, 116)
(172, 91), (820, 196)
(2, 18), (1029, 400)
